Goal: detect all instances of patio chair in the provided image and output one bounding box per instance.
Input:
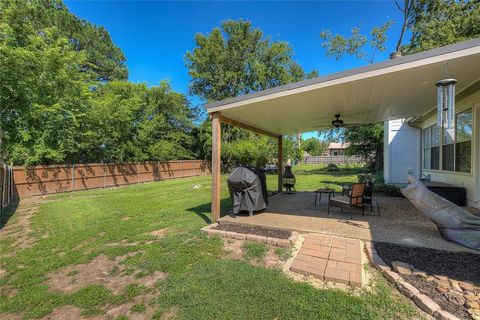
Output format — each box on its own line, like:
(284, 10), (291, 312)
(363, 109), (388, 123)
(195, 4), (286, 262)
(363, 181), (379, 215)
(328, 183), (366, 217)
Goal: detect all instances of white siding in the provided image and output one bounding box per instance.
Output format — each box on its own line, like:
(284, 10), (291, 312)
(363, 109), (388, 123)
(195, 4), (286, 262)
(384, 119), (421, 185)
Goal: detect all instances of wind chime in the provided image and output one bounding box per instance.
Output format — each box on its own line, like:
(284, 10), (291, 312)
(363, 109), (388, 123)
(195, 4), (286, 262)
(435, 63), (457, 129)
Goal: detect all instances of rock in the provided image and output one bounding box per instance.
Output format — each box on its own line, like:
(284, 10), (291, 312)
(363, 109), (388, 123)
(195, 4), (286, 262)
(434, 275), (449, 281)
(391, 261), (412, 275)
(444, 291), (466, 305)
(466, 301), (480, 310)
(413, 293), (440, 315)
(450, 280), (462, 293)
(397, 281), (420, 298)
(465, 293), (478, 303)
(459, 281), (475, 292)
(383, 270), (402, 284)
(191, 184), (202, 189)
(434, 310), (461, 320)
(413, 270), (428, 279)
(433, 278), (450, 288)
(468, 309), (480, 320)
(436, 285), (449, 294)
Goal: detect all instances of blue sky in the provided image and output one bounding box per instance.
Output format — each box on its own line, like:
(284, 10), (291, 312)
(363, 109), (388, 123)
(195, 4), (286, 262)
(65, 1), (406, 138)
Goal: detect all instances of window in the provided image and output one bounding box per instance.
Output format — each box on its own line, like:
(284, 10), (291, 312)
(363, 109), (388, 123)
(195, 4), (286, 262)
(423, 124), (440, 170)
(423, 108), (473, 173)
(442, 126), (455, 171)
(455, 109), (472, 172)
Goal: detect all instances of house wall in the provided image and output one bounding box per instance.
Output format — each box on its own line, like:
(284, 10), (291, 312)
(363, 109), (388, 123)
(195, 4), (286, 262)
(384, 119), (421, 185)
(419, 88), (480, 208)
(329, 149), (346, 156)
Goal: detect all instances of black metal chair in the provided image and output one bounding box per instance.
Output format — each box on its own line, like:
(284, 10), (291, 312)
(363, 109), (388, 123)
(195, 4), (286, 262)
(363, 182), (379, 215)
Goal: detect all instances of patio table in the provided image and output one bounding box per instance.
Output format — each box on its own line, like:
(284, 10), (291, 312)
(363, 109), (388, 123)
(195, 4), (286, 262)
(314, 188), (335, 206)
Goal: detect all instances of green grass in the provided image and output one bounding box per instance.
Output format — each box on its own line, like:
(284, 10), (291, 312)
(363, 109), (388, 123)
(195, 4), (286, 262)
(0, 174), (419, 319)
(241, 241), (268, 262)
(130, 303), (146, 313)
(266, 164), (361, 192)
(274, 247), (292, 262)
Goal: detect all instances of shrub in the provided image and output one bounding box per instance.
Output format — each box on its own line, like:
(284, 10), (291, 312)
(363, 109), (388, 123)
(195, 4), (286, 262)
(373, 184), (403, 197)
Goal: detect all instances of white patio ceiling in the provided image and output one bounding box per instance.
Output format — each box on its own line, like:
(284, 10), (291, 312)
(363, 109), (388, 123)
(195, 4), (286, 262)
(206, 38), (480, 136)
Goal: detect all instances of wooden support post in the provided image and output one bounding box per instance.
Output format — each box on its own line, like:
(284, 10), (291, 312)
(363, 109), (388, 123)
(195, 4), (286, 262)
(277, 135), (283, 193)
(211, 112), (222, 223)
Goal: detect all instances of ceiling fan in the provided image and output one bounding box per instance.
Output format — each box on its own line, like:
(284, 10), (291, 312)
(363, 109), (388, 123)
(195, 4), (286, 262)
(313, 114), (356, 130)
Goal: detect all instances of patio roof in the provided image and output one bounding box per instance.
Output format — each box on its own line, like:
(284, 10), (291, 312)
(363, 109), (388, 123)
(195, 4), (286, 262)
(205, 38), (480, 135)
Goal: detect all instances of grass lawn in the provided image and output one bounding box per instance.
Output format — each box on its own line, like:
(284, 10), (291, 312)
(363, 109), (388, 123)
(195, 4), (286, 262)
(0, 171), (420, 319)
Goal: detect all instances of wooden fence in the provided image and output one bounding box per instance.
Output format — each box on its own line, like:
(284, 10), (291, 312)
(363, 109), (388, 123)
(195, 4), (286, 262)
(0, 164), (14, 211)
(304, 155), (364, 165)
(9, 160), (211, 198)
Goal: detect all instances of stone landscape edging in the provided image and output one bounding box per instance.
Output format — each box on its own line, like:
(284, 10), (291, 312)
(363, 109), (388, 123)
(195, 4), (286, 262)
(202, 223), (298, 249)
(364, 241), (461, 320)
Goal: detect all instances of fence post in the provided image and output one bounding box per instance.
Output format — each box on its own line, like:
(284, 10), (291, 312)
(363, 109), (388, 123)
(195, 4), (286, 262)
(103, 163), (107, 188)
(1, 164), (4, 212)
(71, 163), (75, 192)
(137, 162), (140, 184)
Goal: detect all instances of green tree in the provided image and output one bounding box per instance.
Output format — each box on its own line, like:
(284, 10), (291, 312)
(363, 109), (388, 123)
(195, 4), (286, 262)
(403, 0), (480, 54)
(186, 20), (317, 168)
(89, 81), (195, 163)
(9, 0), (128, 81)
(343, 124), (384, 171)
(320, 21), (392, 64)
(0, 0), (195, 165)
(0, 2), (94, 165)
(302, 137), (327, 156)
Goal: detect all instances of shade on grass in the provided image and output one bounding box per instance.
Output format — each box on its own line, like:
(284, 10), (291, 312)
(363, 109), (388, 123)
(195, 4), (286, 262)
(0, 174), (417, 319)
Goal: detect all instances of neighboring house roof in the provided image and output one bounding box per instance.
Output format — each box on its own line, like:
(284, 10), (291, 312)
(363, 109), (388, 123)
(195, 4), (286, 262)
(205, 38), (480, 136)
(328, 142), (349, 150)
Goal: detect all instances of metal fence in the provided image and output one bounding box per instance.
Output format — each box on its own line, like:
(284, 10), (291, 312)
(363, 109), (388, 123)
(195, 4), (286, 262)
(0, 163), (14, 211)
(10, 160), (211, 197)
(304, 155), (364, 165)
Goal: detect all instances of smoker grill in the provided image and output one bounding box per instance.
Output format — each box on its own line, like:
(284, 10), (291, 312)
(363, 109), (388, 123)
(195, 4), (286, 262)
(227, 167), (268, 216)
(282, 165), (296, 193)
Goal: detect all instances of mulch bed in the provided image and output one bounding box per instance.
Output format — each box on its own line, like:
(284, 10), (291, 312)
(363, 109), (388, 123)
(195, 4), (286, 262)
(375, 242), (480, 319)
(215, 222), (291, 239)
(375, 242), (480, 285)
(404, 274), (471, 319)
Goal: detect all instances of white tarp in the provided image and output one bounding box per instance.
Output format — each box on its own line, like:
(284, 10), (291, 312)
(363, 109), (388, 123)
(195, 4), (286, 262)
(402, 176), (480, 250)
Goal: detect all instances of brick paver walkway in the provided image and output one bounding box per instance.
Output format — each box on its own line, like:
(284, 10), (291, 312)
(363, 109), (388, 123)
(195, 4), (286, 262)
(290, 234), (363, 286)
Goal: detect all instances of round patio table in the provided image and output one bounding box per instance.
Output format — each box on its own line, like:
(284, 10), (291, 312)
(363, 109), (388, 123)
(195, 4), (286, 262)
(314, 188), (335, 206)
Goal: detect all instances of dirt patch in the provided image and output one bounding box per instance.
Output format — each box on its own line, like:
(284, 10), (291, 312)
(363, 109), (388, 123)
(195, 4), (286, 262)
(0, 197), (47, 251)
(0, 285), (19, 298)
(104, 292), (157, 320)
(222, 238), (286, 269)
(44, 253), (166, 295)
(42, 305), (83, 320)
(145, 228), (167, 238)
(0, 313), (22, 320)
(215, 222), (291, 239)
(375, 242), (480, 285)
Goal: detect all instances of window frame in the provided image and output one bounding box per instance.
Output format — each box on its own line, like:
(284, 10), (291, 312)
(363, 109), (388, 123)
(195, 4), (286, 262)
(422, 108), (473, 174)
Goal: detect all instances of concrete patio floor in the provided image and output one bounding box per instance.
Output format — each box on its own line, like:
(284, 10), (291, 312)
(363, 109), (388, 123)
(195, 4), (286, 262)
(220, 192), (477, 253)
